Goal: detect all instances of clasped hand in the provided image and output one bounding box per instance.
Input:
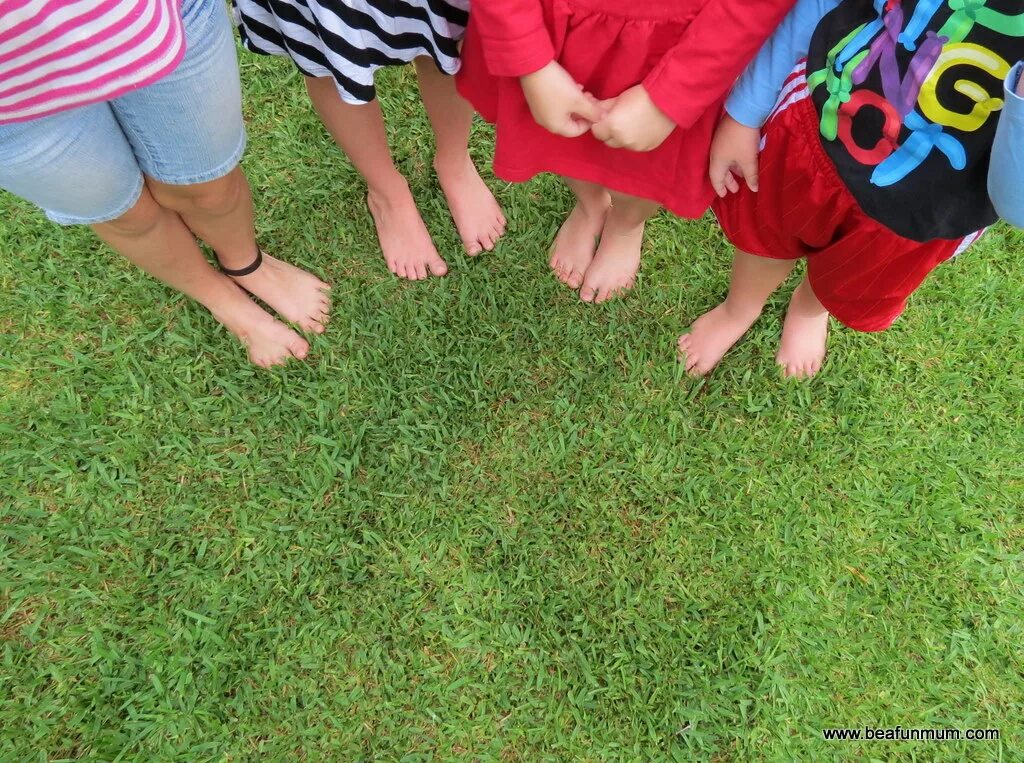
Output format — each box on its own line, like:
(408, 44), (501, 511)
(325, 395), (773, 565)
(521, 63), (675, 151)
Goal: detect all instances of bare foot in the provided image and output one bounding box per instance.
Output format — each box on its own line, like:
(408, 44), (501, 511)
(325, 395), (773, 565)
(210, 286), (310, 368)
(367, 181), (448, 280)
(776, 281), (829, 378)
(549, 200), (609, 290)
(677, 301), (761, 376)
(435, 155), (506, 256)
(777, 309), (828, 378)
(227, 252), (331, 334)
(579, 221), (643, 304)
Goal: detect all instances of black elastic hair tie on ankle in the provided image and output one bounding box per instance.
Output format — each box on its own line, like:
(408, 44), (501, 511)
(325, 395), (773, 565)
(219, 248), (263, 277)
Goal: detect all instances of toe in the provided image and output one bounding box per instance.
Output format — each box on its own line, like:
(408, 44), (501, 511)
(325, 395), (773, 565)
(428, 256), (448, 276)
(466, 241), (482, 256)
(567, 270), (584, 289)
(415, 261), (428, 280)
(677, 334), (691, 350)
(580, 285), (597, 303)
(289, 336), (310, 360)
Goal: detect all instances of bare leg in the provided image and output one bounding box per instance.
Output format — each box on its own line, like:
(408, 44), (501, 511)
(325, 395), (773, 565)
(678, 249), (796, 376)
(148, 167), (331, 334)
(305, 75), (447, 279)
(579, 190), (658, 304)
(549, 177), (611, 290)
(91, 187), (309, 367)
(776, 276), (829, 378)
(414, 57), (506, 256)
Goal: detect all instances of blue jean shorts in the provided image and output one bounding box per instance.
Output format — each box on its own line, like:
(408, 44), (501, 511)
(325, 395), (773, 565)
(0, 0), (246, 226)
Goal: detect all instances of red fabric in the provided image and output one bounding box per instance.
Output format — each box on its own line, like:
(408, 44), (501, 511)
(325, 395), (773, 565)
(713, 84), (979, 333)
(457, 0), (795, 218)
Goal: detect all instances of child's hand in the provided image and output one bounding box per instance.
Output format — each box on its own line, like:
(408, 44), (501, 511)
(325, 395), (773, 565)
(709, 114), (761, 197)
(521, 62), (603, 138)
(590, 85), (676, 152)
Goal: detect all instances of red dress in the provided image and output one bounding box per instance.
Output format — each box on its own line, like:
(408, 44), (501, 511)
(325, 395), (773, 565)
(457, 0), (795, 218)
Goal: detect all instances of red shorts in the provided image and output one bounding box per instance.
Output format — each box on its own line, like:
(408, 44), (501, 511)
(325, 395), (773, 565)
(712, 64), (983, 333)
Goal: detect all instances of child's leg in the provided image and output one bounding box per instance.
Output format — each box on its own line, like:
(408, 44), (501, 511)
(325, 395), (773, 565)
(414, 57), (506, 256)
(776, 276), (829, 378)
(147, 167), (331, 335)
(678, 250), (796, 376)
(579, 190), (658, 303)
(305, 76), (447, 280)
(92, 187), (310, 368)
(550, 178), (611, 289)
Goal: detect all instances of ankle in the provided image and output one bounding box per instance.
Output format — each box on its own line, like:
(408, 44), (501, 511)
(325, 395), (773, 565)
(367, 175), (412, 206)
(722, 296), (763, 323)
(602, 214), (646, 238)
(200, 278), (257, 323)
(215, 244), (261, 273)
(789, 282), (829, 319)
(432, 150), (470, 175)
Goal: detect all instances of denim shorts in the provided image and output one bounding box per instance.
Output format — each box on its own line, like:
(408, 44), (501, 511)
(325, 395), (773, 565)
(0, 0), (246, 226)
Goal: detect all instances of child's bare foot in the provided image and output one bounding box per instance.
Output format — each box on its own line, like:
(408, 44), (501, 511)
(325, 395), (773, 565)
(210, 286), (310, 368)
(367, 181), (448, 280)
(226, 252), (332, 334)
(776, 280), (829, 378)
(579, 220), (643, 304)
(549, 200), (609, 289)
(677, 301), (761, 376)
(435, 155), (506, 256)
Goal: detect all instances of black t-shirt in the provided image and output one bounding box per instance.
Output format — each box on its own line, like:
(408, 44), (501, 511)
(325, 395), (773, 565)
(808, 0), (1023, 242)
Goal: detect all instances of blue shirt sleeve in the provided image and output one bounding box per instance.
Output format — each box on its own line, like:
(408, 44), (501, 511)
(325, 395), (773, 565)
(725, 0), (841, 129)
(988, 62), (1024, 229)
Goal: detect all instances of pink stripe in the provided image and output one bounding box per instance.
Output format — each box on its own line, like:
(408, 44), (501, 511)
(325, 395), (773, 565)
(0, 0), (168, 99)
(0, 0), (40, 19)
(0, 0), (136, 48)
(0, 0), (186, 123)
(0, 40), (183, 123)
(0, 0), (129, 66)
(1, 9), (180, 111)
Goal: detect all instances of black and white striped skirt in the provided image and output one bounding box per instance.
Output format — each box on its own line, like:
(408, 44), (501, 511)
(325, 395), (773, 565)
(232, 0), (470, 104)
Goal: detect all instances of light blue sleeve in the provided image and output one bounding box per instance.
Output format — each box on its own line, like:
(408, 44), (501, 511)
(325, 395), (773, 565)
(988, 62), (1024, 229)
(725, 0), (842, 129)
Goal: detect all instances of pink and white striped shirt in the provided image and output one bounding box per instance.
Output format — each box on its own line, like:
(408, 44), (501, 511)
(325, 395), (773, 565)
(0, 0), (185, 125)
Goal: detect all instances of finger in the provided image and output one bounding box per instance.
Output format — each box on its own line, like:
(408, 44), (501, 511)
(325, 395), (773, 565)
(591, 96), (615, 118)
(724, 171), (740, 195)
(709, 161), (729, 198)
(739, 157), (760, 192)
(590, 118), (612, 143)
(597, 129), (624, 149)
(573, 92), (604, 124)
(561, 118), (592, 138)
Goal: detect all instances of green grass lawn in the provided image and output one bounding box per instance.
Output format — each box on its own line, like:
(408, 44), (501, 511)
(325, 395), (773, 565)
(2, 54), (1023, 762)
